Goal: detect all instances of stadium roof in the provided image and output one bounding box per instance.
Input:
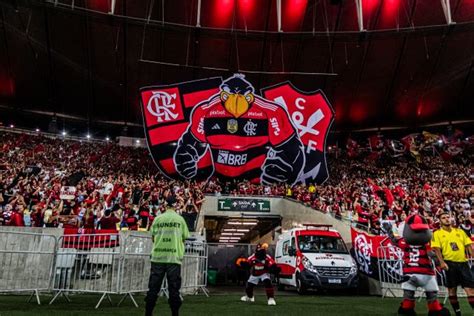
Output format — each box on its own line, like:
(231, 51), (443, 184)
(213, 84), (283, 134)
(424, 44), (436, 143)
(1, 0), (474, 137)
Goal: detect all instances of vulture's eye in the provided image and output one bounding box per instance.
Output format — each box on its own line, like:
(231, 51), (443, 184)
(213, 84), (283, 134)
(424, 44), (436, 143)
(222, 86), (231, 94)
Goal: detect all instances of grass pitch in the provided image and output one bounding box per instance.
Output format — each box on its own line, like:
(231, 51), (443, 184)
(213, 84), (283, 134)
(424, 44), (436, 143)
(0, 293), (469, 316)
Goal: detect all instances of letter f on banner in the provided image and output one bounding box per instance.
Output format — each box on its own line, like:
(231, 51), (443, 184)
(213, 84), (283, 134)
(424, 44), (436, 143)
(262, 82), (334, 184)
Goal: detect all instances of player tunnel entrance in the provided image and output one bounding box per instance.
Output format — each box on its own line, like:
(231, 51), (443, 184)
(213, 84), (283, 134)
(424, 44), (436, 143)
(205, 215), (281, 286)
(204, 215), (281, 244)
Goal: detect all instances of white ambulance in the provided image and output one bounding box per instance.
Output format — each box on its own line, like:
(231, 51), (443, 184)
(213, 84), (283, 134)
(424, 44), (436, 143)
(275, 224), (358, 294)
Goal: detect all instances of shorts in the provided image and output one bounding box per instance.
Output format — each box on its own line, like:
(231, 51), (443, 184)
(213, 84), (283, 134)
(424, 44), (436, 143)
(402, 274), (439, 292)
(247, 273), (271, 285)
(445, 261), (474, 288)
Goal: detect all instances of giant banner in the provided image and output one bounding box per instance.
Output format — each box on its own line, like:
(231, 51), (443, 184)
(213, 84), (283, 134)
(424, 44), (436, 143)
(140, 74), (334, 184)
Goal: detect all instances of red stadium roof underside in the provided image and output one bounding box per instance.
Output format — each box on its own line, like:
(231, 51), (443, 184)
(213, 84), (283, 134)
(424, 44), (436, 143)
(0, 0), (473, 135)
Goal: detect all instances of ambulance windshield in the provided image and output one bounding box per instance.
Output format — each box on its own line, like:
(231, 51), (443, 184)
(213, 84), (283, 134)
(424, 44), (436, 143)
(297, 236), (348, 254)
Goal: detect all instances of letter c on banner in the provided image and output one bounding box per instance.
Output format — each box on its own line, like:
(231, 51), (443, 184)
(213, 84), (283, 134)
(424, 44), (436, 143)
(295, 97), (306, 110)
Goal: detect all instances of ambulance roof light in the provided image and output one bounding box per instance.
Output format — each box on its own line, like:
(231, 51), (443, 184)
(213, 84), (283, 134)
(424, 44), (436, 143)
(302, 224), (333, 230)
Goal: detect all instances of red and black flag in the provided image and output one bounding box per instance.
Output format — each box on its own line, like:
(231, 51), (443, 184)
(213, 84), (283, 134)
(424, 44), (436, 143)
(140, 77), (222, 180)
(141, 75), (333, 185)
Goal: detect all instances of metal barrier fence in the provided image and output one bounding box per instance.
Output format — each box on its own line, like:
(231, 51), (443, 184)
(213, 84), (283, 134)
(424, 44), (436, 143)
(118, 234), (209, 307)
(0, 231), (208, 308)
(50, 233), (122, 308)
(182, 241), (209, 296)
(118, 233), (152, 307)
(0, 231), (57, 305)
(377, 246), (449, 302)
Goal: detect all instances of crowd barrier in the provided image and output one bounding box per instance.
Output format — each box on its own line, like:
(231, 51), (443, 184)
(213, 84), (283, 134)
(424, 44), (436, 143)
(0, 231), (208, 308)
(0, 231), (57, 305)
(376, 246), (474, 303)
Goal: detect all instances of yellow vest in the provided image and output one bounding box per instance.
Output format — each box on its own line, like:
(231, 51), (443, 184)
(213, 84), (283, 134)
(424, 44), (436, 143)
(431, 228), (472, 263)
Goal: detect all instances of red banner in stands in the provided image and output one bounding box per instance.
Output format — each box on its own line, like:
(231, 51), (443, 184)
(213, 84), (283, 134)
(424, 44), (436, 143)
(351, 227), (474, 281)
(63, 228), (119, 250)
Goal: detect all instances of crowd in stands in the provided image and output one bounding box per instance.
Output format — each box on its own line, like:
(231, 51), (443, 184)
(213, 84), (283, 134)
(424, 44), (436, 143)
(0, 131), (472, 236)
(0, 132), (205, 231)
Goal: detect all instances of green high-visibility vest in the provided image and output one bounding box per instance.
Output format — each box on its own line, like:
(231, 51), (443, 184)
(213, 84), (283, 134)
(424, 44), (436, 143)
(150, 209), (190, 265)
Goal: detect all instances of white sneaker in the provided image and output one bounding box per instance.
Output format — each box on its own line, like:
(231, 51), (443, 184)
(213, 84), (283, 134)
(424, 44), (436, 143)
(240, 295), (255, 302)
(268, 298), (276, 306)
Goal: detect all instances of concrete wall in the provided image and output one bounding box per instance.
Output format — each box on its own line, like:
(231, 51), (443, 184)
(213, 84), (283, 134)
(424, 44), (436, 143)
(279, 199), (351, 243)
(199, 195), (352, 244)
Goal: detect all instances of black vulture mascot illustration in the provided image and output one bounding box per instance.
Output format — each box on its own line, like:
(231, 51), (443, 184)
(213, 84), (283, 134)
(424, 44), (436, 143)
(174, 74), (305, 184)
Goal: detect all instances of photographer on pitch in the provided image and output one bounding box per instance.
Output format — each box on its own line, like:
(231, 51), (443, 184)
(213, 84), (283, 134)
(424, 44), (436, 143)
(145, 194), (189, 316)
(432, 211), (474, 316)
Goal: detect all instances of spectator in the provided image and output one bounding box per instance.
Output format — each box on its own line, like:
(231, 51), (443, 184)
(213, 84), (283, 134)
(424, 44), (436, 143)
(126, 210), (138, 231)
(0, 130), (471, 236)
(98, 209), (120, 230)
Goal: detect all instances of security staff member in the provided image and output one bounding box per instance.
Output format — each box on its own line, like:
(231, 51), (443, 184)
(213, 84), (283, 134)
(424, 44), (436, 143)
(145, 194), (189, 316)
(431, 211), (474, 316)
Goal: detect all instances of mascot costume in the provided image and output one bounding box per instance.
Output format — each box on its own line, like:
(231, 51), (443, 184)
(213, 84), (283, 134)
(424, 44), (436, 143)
(385, 214), (450, 316)
(238, 243), (281, 306)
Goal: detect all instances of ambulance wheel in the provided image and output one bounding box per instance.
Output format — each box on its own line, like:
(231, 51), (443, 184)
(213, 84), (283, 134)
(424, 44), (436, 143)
(296, 274), (307, 295)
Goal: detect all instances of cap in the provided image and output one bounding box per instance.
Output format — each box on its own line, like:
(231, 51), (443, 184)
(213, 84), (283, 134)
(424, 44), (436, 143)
(166, 194), (177, 207)
(405, 214), (430, 231)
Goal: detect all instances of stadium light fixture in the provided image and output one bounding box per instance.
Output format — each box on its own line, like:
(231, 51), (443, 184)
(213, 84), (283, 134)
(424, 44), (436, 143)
(227, 221), (258, 226)
(136, 139), (141, 144)
(9, 124), (14, 128)
(106, 137), (110, 141)
(220, 236), (241, 240)
(220, 239), (238, 243)
(35, 128), (40, 132)
(62, 131), (67, 136)
(437, 139), (443, 144)
(86, 134), (91, 139)
(221, 232), (245, 236)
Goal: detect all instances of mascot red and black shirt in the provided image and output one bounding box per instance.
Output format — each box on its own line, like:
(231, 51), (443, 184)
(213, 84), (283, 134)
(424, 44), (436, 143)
(247, 253), (277, 277)
(187, 95), (296, 179)
(395, 239), (435, 276)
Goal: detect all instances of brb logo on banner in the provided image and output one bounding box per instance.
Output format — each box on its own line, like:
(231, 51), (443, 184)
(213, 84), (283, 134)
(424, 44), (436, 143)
(140, 74), (334, 185)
